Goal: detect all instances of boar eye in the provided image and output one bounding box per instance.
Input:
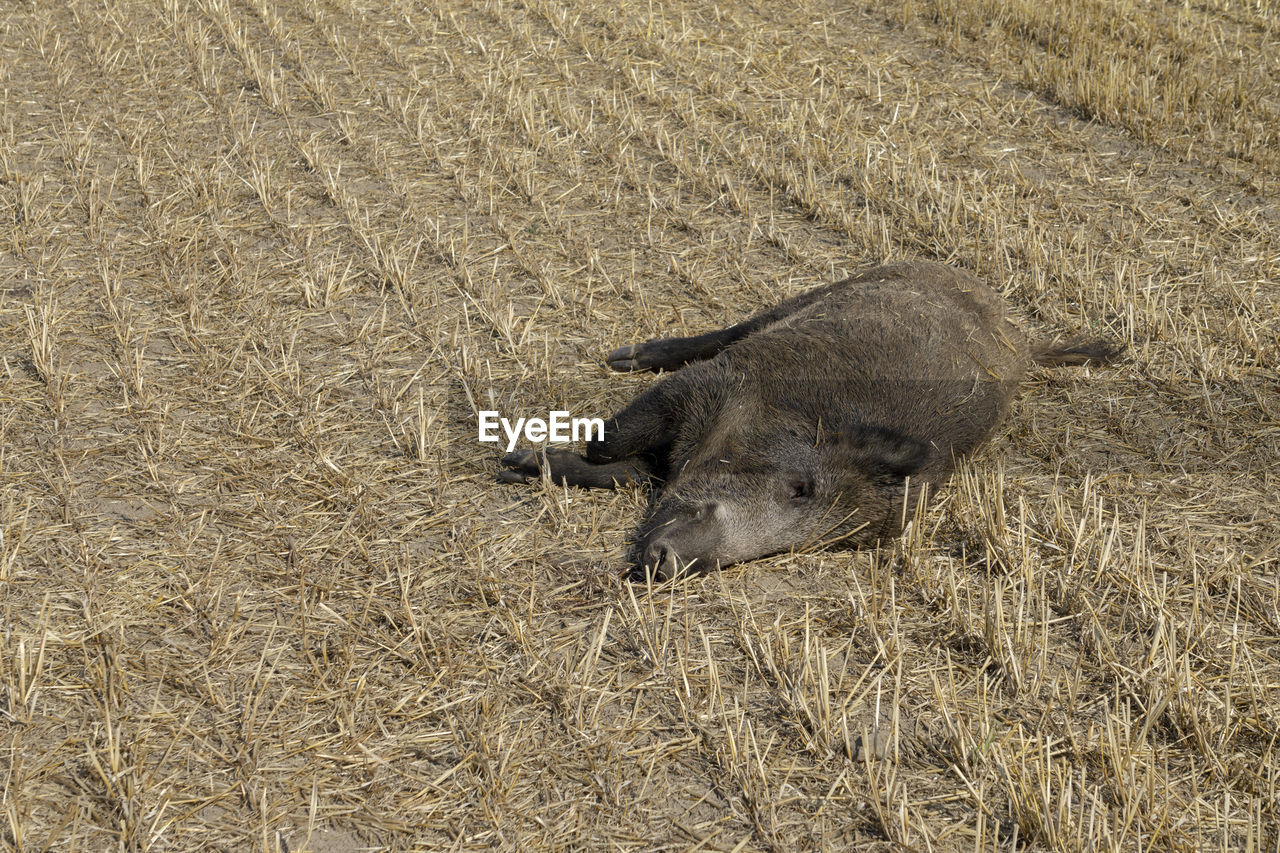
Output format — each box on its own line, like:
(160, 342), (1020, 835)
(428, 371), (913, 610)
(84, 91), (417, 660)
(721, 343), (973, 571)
(692, 501), (719, 521)
(787, 476), (815, 503)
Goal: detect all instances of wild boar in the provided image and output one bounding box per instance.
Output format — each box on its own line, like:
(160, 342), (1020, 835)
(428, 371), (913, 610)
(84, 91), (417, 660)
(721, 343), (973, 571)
(499, 261), (1119, 580)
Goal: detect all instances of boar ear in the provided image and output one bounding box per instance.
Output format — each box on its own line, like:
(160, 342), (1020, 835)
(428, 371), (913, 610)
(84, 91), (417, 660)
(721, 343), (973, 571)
(841, 424), (932, 480)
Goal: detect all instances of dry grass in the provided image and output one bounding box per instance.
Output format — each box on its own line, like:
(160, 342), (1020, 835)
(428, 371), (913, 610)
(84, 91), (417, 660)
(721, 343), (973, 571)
(0, 0), (1277, 850)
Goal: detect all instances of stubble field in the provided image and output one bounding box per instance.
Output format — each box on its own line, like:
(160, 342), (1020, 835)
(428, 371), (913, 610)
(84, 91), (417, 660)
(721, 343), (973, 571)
(1, 0), (1277, 850)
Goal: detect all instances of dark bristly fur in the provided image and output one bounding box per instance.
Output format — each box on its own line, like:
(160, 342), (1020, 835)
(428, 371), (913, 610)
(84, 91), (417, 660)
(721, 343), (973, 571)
(500, 261), (1122, 579)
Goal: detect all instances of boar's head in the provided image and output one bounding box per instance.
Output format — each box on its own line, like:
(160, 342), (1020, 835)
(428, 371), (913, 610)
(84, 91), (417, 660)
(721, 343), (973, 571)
(635, 417), (935, 581)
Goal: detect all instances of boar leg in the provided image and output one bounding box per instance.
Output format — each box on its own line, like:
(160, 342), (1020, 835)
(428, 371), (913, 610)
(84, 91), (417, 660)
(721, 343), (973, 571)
(606, 329), (744, 372)
(584, 374), (690, 466)
(499, 373), (692, 487)
(606, 280), (851, 372)
(498, 448), (653, 488)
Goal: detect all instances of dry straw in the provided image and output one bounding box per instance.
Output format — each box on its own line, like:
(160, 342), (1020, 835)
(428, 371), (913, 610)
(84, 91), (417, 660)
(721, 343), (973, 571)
(0, 0), (1275, 849)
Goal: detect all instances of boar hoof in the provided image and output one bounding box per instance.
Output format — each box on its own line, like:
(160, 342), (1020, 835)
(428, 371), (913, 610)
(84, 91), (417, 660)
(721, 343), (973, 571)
(497, 448), (540, 483)
(606, 342), (654, 372)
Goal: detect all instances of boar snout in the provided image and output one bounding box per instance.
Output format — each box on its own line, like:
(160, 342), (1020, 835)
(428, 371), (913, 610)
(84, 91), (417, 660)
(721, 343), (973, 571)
(637, 500), (722, 580)
(640, 541), (684, 581)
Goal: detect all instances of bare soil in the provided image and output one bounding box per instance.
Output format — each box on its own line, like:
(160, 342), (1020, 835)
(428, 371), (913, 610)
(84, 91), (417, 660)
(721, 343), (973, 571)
(0, 0), (1276, 850)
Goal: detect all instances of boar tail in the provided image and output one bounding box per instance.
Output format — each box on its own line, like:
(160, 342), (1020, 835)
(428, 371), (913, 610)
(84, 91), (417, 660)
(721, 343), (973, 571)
(1031, 337), (1125, 367)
